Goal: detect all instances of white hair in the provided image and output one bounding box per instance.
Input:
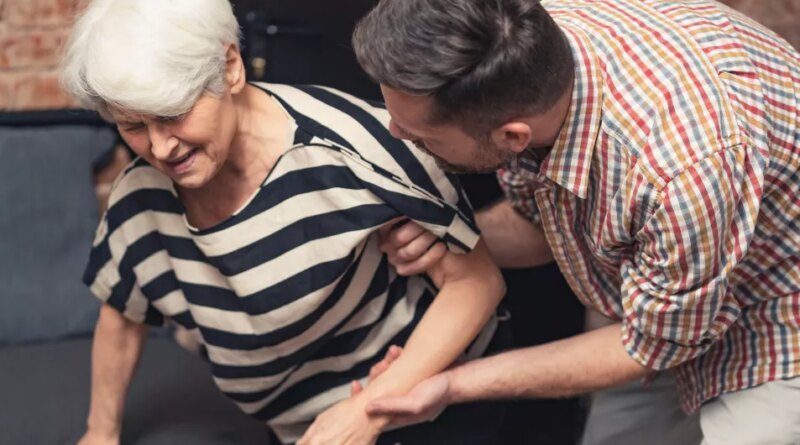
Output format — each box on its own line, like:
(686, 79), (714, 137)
(60, 0), (241, 119)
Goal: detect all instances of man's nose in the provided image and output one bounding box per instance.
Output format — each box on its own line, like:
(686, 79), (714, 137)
(388, 121), (406, 140)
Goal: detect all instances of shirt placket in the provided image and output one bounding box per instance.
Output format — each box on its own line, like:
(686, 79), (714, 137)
(534, 185), (596, 311)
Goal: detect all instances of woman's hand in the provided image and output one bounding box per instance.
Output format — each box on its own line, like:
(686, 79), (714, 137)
(352, 347), (452, 429)
(296, 396), (386, 445)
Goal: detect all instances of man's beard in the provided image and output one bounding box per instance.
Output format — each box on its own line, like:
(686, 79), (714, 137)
(412, 138), (515, 174)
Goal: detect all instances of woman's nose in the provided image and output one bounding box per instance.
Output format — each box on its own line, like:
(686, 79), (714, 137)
(147, 124), (179, 161)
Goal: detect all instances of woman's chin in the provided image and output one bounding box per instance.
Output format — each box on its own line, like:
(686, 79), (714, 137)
(172, 172), (210, 190)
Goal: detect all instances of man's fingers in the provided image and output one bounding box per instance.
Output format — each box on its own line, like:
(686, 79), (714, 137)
(387, 415), (432, 430)
(388, 345), (403, 360)
(366, 396), (427, 417)
(389, 221), (427, 247)
(395, 231), (438, 262)
(395, 242), (447, 276)
(369, 361), (389, 382)
(368, 346), (404, 382)
(378, 217), (407, 236)
(351, 379), (363, 396)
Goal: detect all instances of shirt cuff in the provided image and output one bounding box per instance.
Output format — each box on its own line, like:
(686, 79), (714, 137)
(621, 322), (704, 371)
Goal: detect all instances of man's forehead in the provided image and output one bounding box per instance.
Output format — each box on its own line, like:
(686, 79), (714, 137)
(381, 85), (437, 133)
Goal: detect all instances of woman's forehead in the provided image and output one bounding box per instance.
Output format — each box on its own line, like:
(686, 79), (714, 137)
(107, 106), (146, 123)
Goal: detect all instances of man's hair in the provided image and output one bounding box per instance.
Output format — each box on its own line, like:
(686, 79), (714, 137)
(60, 0), (241, 119)
(353, 0), (574, 134)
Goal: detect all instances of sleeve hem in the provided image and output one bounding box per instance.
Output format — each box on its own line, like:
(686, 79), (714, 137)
(621, 323), (702, 371)
(442, 213), (481, 254)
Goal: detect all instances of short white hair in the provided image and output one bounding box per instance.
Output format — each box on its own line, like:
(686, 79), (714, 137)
(60, 0), (241, 119)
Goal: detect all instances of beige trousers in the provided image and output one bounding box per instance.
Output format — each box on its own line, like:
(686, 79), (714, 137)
(581, 372), (800, 445)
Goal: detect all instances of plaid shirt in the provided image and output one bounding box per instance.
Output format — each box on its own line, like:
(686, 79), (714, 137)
(499, 0), (800, 412)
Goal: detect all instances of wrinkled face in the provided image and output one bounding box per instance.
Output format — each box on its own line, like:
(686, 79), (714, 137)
(380, 85), (515, 174)
(111, 93), (238, 189)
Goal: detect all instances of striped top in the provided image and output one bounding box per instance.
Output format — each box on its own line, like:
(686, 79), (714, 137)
(84, 83), (484, 442)
(499, 0), (800, 412)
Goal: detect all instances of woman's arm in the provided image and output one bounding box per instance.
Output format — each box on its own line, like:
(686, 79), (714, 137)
(358, 239), (504, 401)
(77, 304), (148, 445)
(298, 240), (504, 445)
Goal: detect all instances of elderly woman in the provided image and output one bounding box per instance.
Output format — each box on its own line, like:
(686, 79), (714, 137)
(60, 0), (507, 444)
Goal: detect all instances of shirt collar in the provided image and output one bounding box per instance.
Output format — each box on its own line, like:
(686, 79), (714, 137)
(536, 22), (604, 199)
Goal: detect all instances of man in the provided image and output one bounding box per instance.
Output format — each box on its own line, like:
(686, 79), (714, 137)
(350, 0), (800, 443)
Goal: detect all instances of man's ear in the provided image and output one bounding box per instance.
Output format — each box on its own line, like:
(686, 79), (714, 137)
(224, 44), (247, 94)
(491, 121), (532, 153)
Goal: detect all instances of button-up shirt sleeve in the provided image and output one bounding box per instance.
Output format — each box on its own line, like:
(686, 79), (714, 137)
(620, 144), (766, 370)
(497, 166), (542, 225)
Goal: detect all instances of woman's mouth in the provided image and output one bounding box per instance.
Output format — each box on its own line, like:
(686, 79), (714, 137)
(165, 148), (198, 175)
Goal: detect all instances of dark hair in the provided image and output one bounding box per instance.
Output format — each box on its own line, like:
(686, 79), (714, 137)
(353, 0), (574, 134)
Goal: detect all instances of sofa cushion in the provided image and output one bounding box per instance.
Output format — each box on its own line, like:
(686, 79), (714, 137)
(0, 119), (115, 344)
(0, 337), (272, 444)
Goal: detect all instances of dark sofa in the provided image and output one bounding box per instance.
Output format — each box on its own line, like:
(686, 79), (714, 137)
(0, 110), (272, 445)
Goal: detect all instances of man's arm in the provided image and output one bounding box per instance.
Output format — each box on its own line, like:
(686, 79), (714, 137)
(446, 323), (646, 402)
(364, 323), (648, 422)
(476, 199), (553, 268)
(78, 304), (148, 445)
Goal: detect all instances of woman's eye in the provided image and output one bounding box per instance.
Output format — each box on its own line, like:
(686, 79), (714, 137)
(156, 114), (185, 124)
(121, 123), (145, 132)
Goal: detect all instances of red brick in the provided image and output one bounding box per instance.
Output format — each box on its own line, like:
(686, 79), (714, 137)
(759, 0), (800, 25)
(770, 24), (800, 49)
(5, 0), (78, 28)
(11, 71), (75, 110)
(720, 0), (762, 13)
(0, 75), (13, 110)
(0, 29), (68, 69)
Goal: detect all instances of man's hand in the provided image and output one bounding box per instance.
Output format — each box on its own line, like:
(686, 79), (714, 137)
(350, 346), (403, 396)
(299, 348), (403, 445)
(351, 346), (452, 429)
(378, 220), (446, 276)
(75, 429), (120, 445)
(378, 199), (555, 275)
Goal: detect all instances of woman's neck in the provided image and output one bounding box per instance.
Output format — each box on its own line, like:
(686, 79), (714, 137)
(180, 85), (292, 229)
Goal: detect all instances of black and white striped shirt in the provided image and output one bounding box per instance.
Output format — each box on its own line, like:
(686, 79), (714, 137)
(84, 83), (486, 443)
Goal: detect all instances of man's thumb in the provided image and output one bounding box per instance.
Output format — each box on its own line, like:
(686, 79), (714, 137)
(366, 396), (423, 416)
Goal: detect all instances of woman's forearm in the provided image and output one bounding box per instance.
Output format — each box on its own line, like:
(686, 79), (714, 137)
(359, 241), (504, 404)
(85, 304), (149, 436)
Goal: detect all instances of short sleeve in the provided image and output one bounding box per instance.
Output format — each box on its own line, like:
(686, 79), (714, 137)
(83, 211), (165, 327)
(497, 166), (542, 225)
(339, 146), (480, 254)
(619, 145), (765, 370)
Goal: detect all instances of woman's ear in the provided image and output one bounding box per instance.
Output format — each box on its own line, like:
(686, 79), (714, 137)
(224, 44), (247, 94)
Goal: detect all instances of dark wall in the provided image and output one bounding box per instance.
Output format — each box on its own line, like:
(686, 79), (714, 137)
(234, 0), (381, 100)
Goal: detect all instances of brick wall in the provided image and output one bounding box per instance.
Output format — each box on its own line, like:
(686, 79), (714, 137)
(0, 0), (798, 111)
(724, 0), (800, 47)
(0, 0), (85, 110)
